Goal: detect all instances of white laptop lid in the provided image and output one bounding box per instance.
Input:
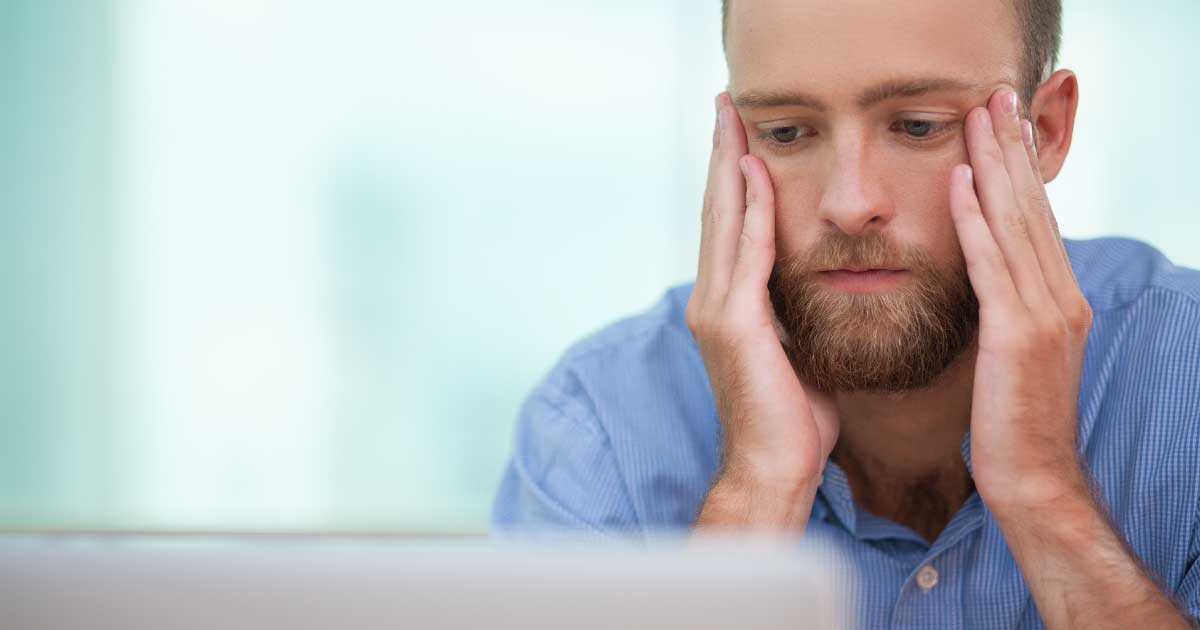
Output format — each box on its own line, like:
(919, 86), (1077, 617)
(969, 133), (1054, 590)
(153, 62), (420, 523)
(0, 533), (851, 630)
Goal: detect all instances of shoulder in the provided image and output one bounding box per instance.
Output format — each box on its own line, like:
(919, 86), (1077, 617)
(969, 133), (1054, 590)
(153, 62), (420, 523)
(518, 283), (720, 527)
(1066, 236), (1200, 313)
(536, 284), (704, 417)
(1070, 236), (1200, 405)
(517, 279), (713, 420)
(1068, 236), (1200, 415)
(558, 284), (697, 371)
(1071, 237), (1200, 416)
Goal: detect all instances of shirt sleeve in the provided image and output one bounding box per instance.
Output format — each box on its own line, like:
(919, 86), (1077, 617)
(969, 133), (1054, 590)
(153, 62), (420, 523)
(490, 375), (641, 540)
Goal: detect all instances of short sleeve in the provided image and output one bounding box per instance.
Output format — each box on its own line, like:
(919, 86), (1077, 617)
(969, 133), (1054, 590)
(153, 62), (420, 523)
(490, 377), (641, 540)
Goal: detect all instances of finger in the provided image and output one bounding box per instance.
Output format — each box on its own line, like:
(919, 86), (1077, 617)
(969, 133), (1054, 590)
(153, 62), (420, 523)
(1015, 117), (1083, 302)
(727, 154), (776, 308)
(694, 95), (724, 302)
(990, 89), (1081, 307)
(965, 101), (1054, 310)
(948, 163), (1022, 313)
(704, 92), (751, 302)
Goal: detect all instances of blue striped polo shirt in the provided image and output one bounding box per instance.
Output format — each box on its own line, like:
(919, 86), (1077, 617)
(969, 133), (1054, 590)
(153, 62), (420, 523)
(491, 237), (1200, 628)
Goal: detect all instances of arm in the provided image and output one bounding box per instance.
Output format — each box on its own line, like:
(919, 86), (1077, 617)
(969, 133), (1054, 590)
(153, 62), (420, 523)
(491, 382), (640, 539)
(950, 84), (1191, 629)
(688, 93), (839, 533)
(992, 474), (1193, 629)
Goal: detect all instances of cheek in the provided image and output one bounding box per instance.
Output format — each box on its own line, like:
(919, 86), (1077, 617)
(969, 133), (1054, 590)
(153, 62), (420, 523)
(761, 160), (825, 256)
(887, 156), (968, 264)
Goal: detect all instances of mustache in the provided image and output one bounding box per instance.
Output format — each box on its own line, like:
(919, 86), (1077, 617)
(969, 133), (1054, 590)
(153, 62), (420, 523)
(774, 230), (930, 276)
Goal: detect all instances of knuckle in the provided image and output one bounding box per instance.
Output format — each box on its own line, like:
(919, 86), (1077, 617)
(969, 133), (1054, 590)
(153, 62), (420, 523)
(1036, 313), (1070, 343)
(684, 300), (701, 335)
(972, 250), (1007, 275)
(735, 232), (773, 269)
(981, 142), (1005, 165)
(738, 230), (761, 252)
(1047, 211), (1062, 237)
(1022, 189), (1050, 218)
(714, 147), (736, 169)
(1002, 212), (1029, 239)
(1068, 299), (1094, 334)
(1002, 122), (1024, 145)
(686, 298), (720, 341)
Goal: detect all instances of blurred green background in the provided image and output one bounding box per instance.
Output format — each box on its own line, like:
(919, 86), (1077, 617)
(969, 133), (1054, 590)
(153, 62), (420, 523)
(1, 0), (1197, 533)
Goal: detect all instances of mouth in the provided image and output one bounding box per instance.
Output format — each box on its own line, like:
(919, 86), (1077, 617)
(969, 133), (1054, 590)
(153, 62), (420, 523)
(816, 268), (909, 293)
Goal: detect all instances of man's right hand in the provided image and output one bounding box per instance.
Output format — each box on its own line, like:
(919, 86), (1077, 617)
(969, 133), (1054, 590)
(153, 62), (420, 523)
(687, 92), (839, 533)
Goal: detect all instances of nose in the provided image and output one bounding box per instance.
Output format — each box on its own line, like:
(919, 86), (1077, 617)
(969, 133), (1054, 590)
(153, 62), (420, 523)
(815, 138), (895, 235)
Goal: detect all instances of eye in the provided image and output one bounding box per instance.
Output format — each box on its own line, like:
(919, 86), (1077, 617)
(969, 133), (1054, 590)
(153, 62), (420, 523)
(901, 120), (934, 137)
(756, 125), (814, 152)
(890, 119), (952, 143)
(768, 126), (801, 143)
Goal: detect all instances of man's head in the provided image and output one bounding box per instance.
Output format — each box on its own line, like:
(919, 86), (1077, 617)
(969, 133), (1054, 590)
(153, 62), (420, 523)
(721, 0), (1078, 393)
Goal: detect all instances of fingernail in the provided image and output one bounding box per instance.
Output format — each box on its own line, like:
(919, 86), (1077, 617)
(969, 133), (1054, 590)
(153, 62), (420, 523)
(1020, 119), (1034, 147)
(738, 155), (750, 178)
(963, 164), (974, 187)
(1004, 89), (1018, 117)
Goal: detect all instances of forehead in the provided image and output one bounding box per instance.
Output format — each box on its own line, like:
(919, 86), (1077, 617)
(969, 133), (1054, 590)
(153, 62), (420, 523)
(726, 0), (1022, 102)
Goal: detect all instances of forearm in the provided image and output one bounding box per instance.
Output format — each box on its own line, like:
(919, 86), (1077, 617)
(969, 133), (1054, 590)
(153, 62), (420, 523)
(993, 479), (1191, 629)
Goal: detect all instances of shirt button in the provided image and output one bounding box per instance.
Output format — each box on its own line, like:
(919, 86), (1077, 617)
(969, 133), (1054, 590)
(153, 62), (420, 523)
(916, 565), (940, 592)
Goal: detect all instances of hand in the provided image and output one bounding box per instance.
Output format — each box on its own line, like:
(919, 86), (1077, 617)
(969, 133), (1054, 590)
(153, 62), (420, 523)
(951, 86), (1191, 630)
(950, 86), (1093, 515)
(688, 92), (839, 530)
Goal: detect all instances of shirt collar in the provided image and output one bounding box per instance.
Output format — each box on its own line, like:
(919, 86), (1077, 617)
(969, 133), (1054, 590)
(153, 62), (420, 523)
(813, 428), (976, 539)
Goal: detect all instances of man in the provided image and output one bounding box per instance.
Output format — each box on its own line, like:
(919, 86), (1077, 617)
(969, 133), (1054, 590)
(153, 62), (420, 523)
(492, 0), (1200, 627)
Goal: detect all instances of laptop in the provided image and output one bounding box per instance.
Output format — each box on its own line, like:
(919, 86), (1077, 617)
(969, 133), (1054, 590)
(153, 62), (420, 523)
(0, 532), (852, 629)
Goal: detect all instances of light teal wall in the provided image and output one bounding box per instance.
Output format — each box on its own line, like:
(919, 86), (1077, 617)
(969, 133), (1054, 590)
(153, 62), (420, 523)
(0, 1), (1196, 532)
(1051, 0), (1200, 259)
(0, 2), (123, 527)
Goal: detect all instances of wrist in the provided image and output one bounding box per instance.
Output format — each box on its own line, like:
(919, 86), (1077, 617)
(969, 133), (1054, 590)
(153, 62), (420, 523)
(987, 470), (1097, 544)
(977, 457), (1092, 518)
(694, 465), (822, 532)
(722, 445), (826, 493)
(720, 462), (823, 500)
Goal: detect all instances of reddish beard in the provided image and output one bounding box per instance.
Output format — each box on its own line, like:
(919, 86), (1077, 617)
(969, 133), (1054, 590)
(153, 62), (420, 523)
(768, 230), (978, 393)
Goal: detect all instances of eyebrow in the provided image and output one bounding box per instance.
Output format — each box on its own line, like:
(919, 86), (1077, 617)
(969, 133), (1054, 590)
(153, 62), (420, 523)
(732, 77), (983, 112)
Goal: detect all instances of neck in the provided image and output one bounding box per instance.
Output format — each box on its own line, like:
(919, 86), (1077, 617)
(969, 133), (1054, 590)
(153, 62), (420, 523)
(829, 339), (978, 543)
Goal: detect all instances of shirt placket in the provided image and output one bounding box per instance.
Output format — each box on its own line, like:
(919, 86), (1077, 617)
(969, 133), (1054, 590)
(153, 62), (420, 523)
(888, 496), (984, 629)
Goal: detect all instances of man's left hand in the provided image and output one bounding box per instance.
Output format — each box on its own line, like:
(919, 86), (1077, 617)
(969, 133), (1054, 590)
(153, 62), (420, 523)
(949, 86), (1092, 516)
(951, 86), (1193, 629)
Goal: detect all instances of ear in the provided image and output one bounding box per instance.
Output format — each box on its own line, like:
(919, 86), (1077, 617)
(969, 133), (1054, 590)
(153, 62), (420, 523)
(1028, 69), (1079, 183)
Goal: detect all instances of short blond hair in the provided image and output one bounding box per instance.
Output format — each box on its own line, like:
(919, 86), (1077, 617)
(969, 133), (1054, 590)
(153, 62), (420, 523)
(720, 0), (1061, 104)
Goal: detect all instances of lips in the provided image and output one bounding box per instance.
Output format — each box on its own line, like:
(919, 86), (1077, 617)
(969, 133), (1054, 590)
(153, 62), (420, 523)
(816, 268), (909, 293)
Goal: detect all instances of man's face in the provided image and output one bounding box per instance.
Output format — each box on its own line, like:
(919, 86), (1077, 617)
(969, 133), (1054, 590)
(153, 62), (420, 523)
(726, 0), (1026, 393)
